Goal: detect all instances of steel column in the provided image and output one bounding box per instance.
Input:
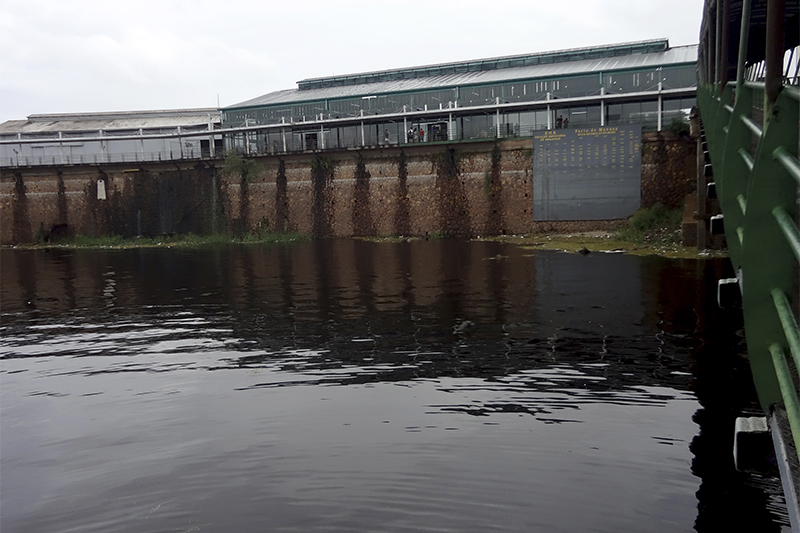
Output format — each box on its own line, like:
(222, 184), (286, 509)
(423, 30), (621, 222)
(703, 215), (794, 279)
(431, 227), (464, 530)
(720, 0), (732, 95)
(765, 0), (786, 118)
(736, 0), (753, 100)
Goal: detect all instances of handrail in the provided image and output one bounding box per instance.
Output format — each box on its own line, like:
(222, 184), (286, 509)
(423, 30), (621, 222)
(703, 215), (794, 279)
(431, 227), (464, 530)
(744, 80), (767, 90)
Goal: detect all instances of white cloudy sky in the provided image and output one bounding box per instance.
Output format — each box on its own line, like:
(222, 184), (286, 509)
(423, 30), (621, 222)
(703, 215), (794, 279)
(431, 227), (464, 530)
(0, 0), (704, 122)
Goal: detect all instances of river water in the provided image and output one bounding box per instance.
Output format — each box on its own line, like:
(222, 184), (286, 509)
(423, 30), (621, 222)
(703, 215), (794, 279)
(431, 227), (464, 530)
(0, 240), (790, 532)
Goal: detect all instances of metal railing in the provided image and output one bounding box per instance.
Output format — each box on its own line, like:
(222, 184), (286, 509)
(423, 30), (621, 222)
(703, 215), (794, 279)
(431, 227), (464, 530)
(1, 115), (676, 168)
(0, 149), (214, 168)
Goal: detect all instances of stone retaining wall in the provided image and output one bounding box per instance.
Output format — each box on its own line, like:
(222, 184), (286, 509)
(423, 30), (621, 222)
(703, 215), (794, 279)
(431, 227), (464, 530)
(640, 131), (696, 210)
(0, 136), (694, 245)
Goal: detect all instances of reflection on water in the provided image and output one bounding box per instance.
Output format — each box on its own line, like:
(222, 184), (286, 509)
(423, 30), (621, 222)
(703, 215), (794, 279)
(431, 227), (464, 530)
(0, 241), (789, 532)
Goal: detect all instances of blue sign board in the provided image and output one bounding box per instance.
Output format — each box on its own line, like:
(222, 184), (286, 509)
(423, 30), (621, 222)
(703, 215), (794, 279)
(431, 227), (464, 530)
(532, 125), (642, 220)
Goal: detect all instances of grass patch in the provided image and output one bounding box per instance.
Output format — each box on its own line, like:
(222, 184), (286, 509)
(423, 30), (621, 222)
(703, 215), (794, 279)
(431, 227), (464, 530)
(612, 203), (683, 246)
(11, 231), (310, 249)
(240, 230), (309, 244)
(483, 232), (724, 259)
(481, 203), (725, 259)
(69, 234), (128, 247)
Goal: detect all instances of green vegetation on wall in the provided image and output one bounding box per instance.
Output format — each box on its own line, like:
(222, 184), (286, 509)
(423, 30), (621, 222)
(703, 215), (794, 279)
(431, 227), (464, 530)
(613, 203), (683, 245)
(222, 150), (262, 182)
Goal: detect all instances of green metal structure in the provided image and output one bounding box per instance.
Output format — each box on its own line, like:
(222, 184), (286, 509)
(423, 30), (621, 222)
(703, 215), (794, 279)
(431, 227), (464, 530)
(697, 0), (800, 520)
(699, 78), (799, 419)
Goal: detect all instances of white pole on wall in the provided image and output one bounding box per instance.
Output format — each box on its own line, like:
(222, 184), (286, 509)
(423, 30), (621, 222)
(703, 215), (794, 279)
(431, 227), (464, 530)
(657, 81), (663, 131)
(546, 92), (552, 130)
(177, 126), (183, 159)
(449, 112), (453, 141)
(600, 87), (606, 127)
(208, 116), (215, 158)
(99, 130), (106, 162)
(496, 97), (501, 138)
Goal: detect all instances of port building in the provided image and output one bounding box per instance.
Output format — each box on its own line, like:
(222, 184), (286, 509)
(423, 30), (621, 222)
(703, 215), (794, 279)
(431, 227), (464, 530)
(0, 38), (697, 165)
(0, 109), (221, 166)
(221, 38), (697, 153)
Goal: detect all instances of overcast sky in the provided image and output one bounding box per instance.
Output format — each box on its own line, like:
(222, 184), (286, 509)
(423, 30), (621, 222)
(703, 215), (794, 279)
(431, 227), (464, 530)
(0, 0), (704, 122)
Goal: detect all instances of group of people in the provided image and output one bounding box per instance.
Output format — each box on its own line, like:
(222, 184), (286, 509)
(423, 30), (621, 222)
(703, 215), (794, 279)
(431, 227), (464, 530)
(381, 127), (427, 145)
(407, 127), (426, 143)
(555, 115), (570, 129)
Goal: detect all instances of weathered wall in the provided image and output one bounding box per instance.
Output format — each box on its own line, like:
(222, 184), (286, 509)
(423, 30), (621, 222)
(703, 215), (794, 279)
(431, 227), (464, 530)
(223, 141), (535, 239)
(0, 137), (694, 245)
(640, 131), (696, 210)
(0, 163), (226, 244)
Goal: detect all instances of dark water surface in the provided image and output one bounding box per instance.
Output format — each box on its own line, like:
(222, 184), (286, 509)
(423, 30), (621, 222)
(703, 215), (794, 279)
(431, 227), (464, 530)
(0, 241), (789, 532)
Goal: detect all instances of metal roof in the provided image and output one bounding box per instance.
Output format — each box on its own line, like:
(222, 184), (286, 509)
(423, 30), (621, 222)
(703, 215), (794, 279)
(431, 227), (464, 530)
(0, 109), (221, 135)
(227, 44), (698, 110)
(297, 39), (671, 89)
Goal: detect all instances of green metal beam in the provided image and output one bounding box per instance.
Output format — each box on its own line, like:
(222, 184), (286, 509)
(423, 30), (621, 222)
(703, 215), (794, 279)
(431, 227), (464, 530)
(770, 343), (800, 464)
(772, 288), (800, 372)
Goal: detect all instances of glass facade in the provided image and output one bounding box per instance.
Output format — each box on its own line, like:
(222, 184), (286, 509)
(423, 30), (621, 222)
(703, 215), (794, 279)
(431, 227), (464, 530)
(221, 48), (697, 154)
(223, 64), (697, 129)
(224, 92), (697, 154)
